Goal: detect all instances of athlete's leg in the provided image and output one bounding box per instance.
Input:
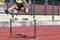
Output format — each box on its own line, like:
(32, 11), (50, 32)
(9, 4), (18, 11)
(5, 3), (18, 14)
(23, 4), (29, 12)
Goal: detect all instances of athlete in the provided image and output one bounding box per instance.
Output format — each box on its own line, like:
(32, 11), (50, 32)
(5, 0), (29, 14)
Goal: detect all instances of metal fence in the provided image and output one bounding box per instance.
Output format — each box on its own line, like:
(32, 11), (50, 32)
(0, 0), (60, 21)
(0, 0), (60, 15)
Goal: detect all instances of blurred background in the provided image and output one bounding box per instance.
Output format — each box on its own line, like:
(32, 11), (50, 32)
(0, 0), (60, 26)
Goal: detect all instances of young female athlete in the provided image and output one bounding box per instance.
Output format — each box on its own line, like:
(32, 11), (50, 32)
(5, 0), (29, 14)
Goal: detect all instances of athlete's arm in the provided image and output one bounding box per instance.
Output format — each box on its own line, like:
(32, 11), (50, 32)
(24, 0), (28, 5)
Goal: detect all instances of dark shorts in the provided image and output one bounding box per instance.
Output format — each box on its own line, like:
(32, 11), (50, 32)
(16, 3), (24, 10)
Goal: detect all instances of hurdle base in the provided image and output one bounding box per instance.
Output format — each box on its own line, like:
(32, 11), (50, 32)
(11, 34), (27, 38)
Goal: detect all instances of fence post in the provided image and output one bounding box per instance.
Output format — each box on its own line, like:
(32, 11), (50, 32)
(52, 0), (54, 21)
(12, 0), (14, 18)
(33, 0), (35, 18)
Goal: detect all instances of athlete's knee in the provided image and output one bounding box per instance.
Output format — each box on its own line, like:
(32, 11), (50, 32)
(21, 7), (24, 10)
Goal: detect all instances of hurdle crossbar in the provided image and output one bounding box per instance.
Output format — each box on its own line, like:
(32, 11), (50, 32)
(11, 18), (35, 21)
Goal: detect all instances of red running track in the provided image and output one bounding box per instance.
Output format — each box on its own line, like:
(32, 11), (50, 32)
(0, 25), (60, 40)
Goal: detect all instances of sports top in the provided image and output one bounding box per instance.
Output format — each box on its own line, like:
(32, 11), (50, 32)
(16, 0), (24, 4)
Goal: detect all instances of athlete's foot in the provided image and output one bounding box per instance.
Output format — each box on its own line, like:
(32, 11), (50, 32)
(25, 8), (29, 13)
(5, 9), (9, 14)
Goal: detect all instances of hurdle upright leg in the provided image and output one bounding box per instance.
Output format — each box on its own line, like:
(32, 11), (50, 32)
(10, 18), (36, 38)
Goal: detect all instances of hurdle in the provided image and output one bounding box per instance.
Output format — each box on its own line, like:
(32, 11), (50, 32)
(10, 18), (36, 38)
